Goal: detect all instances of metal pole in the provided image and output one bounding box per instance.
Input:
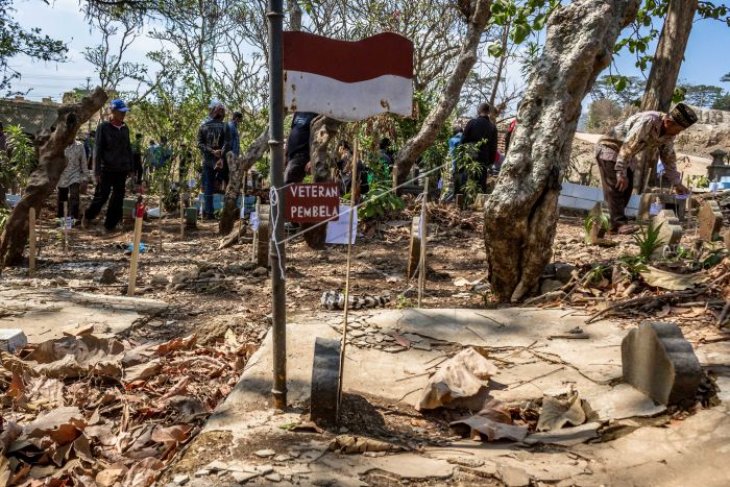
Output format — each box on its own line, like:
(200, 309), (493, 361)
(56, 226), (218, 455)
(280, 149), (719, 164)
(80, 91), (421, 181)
(268, 0), (287, 411)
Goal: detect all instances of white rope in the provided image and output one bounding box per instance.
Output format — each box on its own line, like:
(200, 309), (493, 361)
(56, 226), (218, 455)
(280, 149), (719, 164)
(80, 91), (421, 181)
(263, 159), (453, 281)
(268, 186), (288, 281)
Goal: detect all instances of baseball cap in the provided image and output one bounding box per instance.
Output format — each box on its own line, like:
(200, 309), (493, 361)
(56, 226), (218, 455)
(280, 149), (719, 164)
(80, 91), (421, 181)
(110, 99), (130, 112)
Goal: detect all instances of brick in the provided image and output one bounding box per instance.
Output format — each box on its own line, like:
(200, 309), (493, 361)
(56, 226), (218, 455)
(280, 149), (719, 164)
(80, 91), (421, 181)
(653, 209), (683, 246)
(621, 322), (702, 406)
(698, 200), (723, 242)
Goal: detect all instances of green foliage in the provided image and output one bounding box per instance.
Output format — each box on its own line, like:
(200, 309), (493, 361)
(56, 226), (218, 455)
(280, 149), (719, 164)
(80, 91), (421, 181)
(633, 221), (664, 262)
(712, 93), (730, 110)
(0, 125), (36, 190)
(586, 264), (610, 284)
(453, 142), (484, 207)
(590, 75), (646, 106)
(619, 255), (649, 278)
(615, 1), (730, 73)
(395, 295), (414, 309)
(358, 181), (405, 220)
(0, 0), (67, 92)
(680, 83), (725, 108)
(583, 212), (609, 243)
(358, 136), (405, 220)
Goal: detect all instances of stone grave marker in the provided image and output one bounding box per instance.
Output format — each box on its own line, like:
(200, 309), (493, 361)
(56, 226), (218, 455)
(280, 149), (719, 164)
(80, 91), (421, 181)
(698, 200), (723, 242)
(621, 322), (702, 406)
(653, 209), (683, 246)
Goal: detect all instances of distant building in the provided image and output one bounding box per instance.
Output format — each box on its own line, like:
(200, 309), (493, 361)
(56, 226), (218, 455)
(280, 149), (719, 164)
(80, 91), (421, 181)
(0, 91), (106, 136)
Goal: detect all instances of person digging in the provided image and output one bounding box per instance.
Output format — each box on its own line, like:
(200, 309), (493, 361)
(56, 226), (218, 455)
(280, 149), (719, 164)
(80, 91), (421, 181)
(595, 102), (697, 235)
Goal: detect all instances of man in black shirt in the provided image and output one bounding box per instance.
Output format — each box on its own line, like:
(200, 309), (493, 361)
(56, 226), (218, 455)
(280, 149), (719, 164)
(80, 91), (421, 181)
(284, 112), (317, 184)
(461, 102), (498, 192)
(197, 101), (230, 219)
(84, 99), (135, 232)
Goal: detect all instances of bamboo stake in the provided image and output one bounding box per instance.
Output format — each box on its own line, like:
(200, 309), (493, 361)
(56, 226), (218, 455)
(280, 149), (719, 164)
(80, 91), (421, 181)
(418, 177), (429, 307)
(338, 136), (360, 420)
(29, 207), (37, 277)
(127, 200), (144, 296)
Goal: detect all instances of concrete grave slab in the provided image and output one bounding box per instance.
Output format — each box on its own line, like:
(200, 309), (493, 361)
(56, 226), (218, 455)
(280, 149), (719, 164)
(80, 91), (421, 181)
(0, 288), (167, 342)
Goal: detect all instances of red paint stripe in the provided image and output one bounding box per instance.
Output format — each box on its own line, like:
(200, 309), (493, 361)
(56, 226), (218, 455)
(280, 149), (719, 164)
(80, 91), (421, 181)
(283, 32), (413, 83)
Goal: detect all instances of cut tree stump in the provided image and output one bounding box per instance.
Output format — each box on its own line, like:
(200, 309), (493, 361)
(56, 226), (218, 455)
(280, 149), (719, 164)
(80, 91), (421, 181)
(407, 216), (422, 279)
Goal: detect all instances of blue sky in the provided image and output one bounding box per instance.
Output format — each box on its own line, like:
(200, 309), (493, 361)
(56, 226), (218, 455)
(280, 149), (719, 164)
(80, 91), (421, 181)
(8, 0), (730, 102)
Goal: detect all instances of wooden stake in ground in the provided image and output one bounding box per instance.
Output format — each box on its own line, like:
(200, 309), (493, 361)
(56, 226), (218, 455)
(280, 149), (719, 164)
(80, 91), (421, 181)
(338, 136), (360, 420)
(127, 199), (144, 296)
(418, 177), (429, 307)
(28, 207), (37, 277)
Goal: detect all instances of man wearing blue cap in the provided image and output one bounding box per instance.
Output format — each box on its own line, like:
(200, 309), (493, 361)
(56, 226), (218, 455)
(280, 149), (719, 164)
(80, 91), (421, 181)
(84, 99), (135, 233)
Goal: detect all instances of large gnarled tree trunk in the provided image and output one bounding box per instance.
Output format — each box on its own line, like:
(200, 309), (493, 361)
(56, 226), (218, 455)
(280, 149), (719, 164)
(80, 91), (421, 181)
(303, 115), (342, 249)
(0, 88), (108, 268)
(634, 0), (698, 191)
(392, 0), (492, 186)
(484, 0), (639, 302)
(218, 128), (269, 235)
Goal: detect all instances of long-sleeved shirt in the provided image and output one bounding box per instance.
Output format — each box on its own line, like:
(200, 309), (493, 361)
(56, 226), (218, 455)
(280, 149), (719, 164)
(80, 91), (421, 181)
(597, 111), (680, 184)
(58, 141), (89, 188)
(94, 121), (134, 176)
(197, 117), (230, 168)
(461, 115), (498, 167)
(287, 112), (317, 160)
(228, 121), (241, 157)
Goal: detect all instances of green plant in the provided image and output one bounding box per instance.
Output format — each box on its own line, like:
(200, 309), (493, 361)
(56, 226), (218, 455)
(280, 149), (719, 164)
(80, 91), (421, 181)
(586, 264), (610, 284)
(619, 255), (649, 279)
(633, 222), (664, 262)
(0, 125), (37, 191)
(395, 295), (414, 309)
(453, 143), (485, 207)
(583, 213), (610, 243)
(358, 181), (405, 219)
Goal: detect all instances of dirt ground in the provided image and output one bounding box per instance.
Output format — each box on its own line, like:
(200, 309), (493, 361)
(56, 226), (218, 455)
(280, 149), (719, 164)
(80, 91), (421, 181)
(1, 190), (729, 486)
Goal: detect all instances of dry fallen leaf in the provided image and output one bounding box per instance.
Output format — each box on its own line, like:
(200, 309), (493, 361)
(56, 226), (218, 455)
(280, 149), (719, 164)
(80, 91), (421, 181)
(537, 394), (586, 432)
(22, 406), (87, 446)
(150, 424), (193, 445)
(96, 464), (128, 487)
(123, 457), (164, 487)
(449, 400), (528, 442)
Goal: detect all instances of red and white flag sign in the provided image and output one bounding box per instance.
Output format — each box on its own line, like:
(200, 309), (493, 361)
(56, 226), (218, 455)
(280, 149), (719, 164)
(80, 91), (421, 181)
(283, 32), (414, 121)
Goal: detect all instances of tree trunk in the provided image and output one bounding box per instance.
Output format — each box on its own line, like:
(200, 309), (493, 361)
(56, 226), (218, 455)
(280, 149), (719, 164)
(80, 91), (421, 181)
(287, 0), (303, 31)
(218, 128), (269, 235)
(634, 0), (698, 191)
(392, 0), (492, 187)
(484, 0), (639, 303)
(488, 21), (510, 109)
(302, 115), (342, 249)
(0, 88), (108, 268)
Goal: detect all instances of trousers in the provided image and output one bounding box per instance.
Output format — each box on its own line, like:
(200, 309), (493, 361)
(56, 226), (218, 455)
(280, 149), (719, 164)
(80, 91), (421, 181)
(85, 171), (127, 230)
(57, 183), (80, 220)
(597, 157), (634, 230)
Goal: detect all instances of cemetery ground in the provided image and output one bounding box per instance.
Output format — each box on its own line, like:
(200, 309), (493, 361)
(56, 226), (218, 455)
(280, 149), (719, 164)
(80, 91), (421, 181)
(1, 191), (730, 487)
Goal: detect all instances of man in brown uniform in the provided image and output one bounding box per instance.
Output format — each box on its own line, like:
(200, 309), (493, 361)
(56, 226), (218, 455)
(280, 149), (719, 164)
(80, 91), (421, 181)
(595, 102), (697, 234)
